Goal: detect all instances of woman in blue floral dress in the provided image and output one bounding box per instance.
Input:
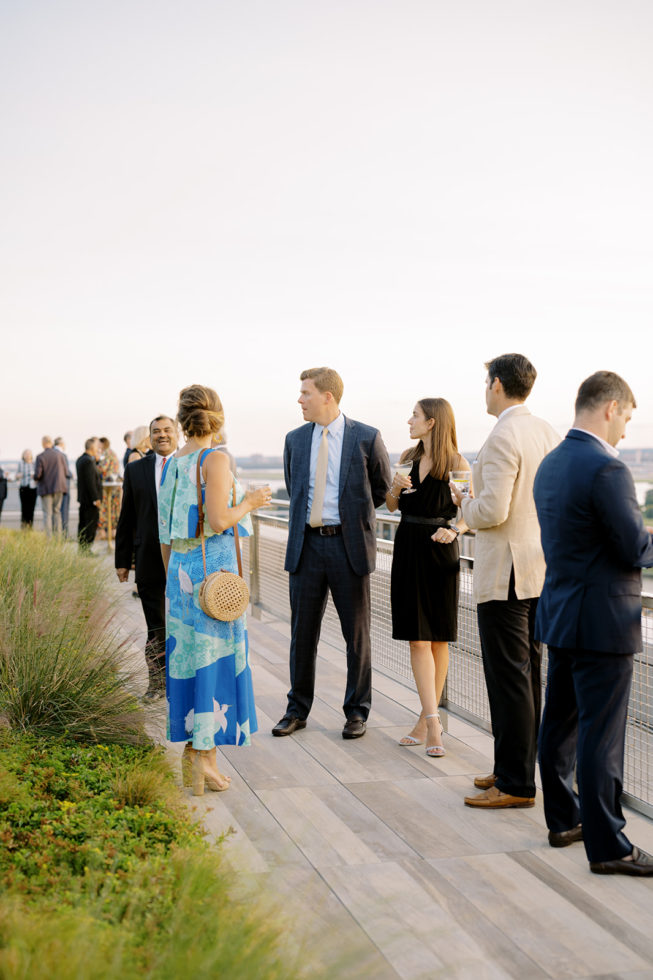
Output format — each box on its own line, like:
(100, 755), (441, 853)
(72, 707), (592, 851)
(159, 384), (271, 794)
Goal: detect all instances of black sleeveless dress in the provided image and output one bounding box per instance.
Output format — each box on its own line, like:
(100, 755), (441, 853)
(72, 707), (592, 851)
(391, 461), (460, 641)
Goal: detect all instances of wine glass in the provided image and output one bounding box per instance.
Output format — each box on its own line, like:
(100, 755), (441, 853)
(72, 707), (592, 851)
(449, 470), (471, 497)
(394, 461), (416, 494)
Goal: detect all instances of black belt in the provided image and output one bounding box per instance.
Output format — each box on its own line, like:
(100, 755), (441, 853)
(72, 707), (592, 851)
(401, 516), (451, 527)
(306, 524), (342, 536)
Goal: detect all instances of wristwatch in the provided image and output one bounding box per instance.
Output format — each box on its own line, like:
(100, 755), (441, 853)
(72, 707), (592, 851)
(449, 524), (461, 536)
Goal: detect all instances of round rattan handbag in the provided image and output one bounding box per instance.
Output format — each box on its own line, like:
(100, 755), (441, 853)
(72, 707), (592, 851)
(195, 453), (250, 621)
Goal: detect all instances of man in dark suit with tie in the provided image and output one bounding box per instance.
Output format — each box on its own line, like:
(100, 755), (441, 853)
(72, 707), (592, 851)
(273, 367), (391, 739)
(115, 416), (178, 700)
(534, 371), (653, 875)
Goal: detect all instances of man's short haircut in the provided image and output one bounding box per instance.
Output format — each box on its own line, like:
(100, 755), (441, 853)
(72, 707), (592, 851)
(300, 367), (344, 404)
(485, 353), (537, 401)
(84, 437), (97, 452)
(575, 371), (636, 414)
(149, 414), (177, 432)
(123, 430), (132, 443)
(54, 436), (63, 446)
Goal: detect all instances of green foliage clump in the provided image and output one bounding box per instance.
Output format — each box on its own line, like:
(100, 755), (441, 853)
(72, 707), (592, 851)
(0, 731), (295, 980)
(0, 530), (145, 744)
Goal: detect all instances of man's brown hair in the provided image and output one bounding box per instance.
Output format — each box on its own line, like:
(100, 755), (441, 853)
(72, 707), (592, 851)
(300, 367), (344, 404)
(575, 371), (636, 413)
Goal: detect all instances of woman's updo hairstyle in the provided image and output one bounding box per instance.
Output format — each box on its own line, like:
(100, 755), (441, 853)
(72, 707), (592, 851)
(177, 384), (224, 439)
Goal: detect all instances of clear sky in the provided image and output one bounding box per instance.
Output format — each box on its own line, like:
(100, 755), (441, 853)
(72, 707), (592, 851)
(2, 0), (651, 460)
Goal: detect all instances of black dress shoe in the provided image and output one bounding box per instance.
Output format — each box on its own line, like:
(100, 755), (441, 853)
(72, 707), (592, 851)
(590, 845), (653, 876)
(342, 717), (366, 739)
(548, 825), (583, 848)
(271, 716), (306, 737)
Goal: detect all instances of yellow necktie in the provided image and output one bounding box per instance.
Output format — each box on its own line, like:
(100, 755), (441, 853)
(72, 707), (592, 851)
(309, 427), (329, 527)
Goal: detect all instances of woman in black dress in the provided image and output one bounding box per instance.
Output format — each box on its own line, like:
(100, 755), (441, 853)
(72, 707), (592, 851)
(386, 398), (471, 757)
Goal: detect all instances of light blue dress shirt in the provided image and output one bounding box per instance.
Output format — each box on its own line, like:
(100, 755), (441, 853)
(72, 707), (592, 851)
(305, 412), (345, 525)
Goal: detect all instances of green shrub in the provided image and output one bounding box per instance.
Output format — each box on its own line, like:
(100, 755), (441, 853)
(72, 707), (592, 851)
(0, 531), (145, 744)
(0, 732), (301, 980)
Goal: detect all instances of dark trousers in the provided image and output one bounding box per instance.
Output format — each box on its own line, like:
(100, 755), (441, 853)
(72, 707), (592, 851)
(60, 490), (70, 537)
(78, 504), (99, 549)
(287, 530), (372, 721)
(539, 646), (633, 863)
(476, 570), (541, 798)
(137, 580), (166, 680)
(19, 486), (37, 526)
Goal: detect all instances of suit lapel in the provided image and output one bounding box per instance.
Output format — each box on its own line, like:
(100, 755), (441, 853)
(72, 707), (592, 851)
(145, 453), (157, 512)
(338, 416), (355, 497)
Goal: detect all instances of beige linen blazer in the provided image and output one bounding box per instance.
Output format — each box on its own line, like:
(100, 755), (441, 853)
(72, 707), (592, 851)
(462, 405), (560, 604)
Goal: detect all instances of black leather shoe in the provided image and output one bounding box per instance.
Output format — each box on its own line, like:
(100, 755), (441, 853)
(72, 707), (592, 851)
(271, 716), (306, 737)
(548, 825), (583, 848)
(342, 717), (366, 739)
(590, 845), (653, 876)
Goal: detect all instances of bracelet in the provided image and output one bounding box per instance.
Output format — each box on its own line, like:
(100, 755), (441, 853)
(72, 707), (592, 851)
(388, 489), (400, 500)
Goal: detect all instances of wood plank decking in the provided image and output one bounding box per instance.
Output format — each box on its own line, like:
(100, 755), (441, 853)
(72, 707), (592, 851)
(116, 580), (653, 980)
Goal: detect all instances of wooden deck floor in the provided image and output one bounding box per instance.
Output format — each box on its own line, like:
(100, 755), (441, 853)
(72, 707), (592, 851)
(115, 577), (653, 980)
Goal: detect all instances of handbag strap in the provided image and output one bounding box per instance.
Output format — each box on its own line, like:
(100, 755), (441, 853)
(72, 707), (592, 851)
(195, 451), (243, 579)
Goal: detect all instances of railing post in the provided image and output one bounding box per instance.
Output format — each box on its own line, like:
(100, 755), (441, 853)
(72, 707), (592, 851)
(249, 514), (261, 619)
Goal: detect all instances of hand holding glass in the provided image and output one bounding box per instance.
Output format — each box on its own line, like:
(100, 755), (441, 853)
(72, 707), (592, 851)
(247, 481), (272, 507)
(449, 470), (470, 496)
(394, 462), (415, 494)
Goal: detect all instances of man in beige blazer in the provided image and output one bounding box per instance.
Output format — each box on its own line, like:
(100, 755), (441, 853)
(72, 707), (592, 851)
(451, 353), (559, 808)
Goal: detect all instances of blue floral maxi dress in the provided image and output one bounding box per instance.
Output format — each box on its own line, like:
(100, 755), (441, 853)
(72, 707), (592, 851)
(158, 449), (258, 748)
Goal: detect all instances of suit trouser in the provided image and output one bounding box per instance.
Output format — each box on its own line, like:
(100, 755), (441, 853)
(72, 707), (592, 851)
(60, 490), (70, 536)
(41, 493), (63, 536)
(538, 646), (633, 863)
(78, 504), (99, 549)
(476, 570), (541, 798)
(287, 531), (372, 721)
(19, 486), (37, 526)
(137, 580), (166, 680)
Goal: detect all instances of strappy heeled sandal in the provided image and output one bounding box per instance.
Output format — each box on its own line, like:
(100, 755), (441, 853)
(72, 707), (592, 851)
(425, 713), (445, 758)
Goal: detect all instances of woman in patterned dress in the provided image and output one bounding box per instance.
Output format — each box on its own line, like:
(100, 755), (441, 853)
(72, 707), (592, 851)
(97, 437), (121, 539)
(159, 384), (270, 795)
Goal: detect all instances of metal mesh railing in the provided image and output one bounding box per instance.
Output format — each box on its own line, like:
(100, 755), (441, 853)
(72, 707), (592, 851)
(246, 509), (653, 817)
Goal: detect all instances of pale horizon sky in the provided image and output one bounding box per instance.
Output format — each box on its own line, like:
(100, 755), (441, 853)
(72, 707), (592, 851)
(2, 1), (652, 461)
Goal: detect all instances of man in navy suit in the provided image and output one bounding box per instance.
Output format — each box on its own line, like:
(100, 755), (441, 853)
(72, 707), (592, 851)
(534, 371), (653, 875)
(273, 367), (391, 739)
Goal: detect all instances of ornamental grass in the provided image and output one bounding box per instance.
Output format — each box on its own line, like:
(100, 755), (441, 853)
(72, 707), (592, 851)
(0, 530), (145, 744)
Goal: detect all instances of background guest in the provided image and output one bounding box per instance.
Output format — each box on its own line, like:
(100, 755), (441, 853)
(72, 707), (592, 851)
(34, 435), (69, 536)
(0, 462), (7, 524)
(126, 426), (151, 465)
(17, 450), (38, 527)
(122, 430), (133, 470)
(76, 437), (102, 552)
(54, 437), (73, 537)
(97, 436), (121, 540)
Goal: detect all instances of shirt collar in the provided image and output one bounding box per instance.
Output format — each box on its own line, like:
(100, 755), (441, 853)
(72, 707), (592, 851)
(570, 427), (619, 458)
(316, 411), (344, 437)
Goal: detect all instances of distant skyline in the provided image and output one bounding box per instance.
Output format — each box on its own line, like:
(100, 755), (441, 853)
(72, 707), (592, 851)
(2, 1), (652, 459)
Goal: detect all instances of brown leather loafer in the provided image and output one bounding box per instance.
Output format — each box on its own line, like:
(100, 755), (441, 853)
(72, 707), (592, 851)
(474, 772), (497, 790)
(342, 717), (366, 739)
(590, 845), (653, 876)
(548, 825), (583, 848)
(271, 716), (307, 737)
(464, 786), (535, 808)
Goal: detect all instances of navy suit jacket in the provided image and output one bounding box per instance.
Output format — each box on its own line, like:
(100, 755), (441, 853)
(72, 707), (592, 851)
(534, 429), (653, 654)
(115, 454), (166, 587)
(284, 416), (391, 577)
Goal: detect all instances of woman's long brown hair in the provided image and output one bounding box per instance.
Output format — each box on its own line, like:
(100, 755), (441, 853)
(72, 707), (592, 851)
(400, 398), (460, 480)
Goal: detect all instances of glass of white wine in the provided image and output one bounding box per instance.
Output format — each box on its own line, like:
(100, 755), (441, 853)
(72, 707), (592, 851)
(394, 461), (415, 494)
(449, 470), (471, 496)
